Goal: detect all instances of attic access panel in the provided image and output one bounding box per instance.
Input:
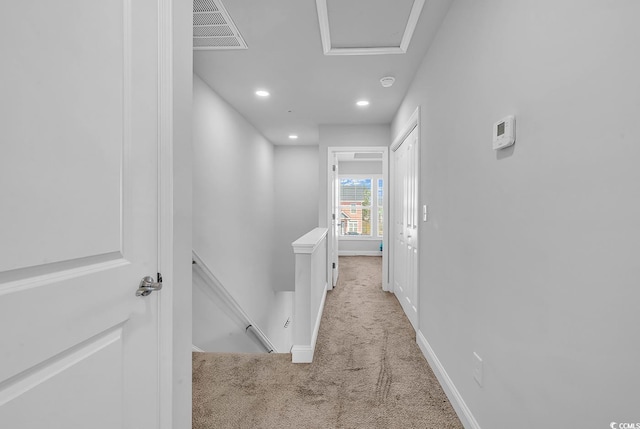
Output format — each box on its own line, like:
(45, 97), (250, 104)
(316, 0), (425, 55)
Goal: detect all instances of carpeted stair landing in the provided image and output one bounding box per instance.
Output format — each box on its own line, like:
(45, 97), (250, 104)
(193, 256), (463, 428)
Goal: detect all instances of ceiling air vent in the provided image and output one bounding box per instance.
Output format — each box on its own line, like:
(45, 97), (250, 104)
(193, 0), (247, 50)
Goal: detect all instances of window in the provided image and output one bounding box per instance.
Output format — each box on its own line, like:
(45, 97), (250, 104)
(339, 176), (383, 238)
(377, 179), (384, 237)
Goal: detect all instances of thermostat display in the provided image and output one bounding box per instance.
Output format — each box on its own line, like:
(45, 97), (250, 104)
(493, 115), (515, 150)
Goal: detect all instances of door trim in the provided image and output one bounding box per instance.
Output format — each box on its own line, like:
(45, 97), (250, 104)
(326, 146), (389, 291)
(390, 106), (420, 329)
(391, 107), (420, 152)
(158, 0), (175, 426)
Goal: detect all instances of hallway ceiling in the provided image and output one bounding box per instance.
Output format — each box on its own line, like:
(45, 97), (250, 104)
(193, 0), (453, 145)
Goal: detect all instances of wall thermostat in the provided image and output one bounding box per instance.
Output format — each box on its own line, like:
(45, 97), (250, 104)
(493, 115), (515, 150)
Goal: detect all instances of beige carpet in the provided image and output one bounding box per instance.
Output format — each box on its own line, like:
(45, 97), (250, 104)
(193, 256), (463, 429)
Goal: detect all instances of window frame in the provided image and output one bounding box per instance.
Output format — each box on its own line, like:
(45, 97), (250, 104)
(338, 174), (383, 240)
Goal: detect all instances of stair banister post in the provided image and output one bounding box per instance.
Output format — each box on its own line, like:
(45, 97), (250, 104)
(291, 227), (328, 363)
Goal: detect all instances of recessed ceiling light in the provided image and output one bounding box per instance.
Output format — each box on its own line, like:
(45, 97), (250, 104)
(255, 90), (270, 97)
(289, 135), (298, 140)
(356, 100), (370, 107)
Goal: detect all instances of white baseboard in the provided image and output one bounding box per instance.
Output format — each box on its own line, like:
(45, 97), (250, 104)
(416, 330), (481, 429)
(292, 282), (328, 363)
(338, 250), (382, 256)
(192, 344), (204, 352)
(291, 345), (314, 363)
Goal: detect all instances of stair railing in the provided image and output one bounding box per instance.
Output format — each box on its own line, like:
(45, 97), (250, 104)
(192, 250), (277, 353)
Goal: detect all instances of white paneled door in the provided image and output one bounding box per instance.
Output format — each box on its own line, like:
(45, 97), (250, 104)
(392, 126), (419, 330)
(0, 1), (163, 428)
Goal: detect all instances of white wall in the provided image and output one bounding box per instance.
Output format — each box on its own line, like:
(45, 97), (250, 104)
(318, 125), (391, 227)
(274, 146), (319, 291)
(192, 73), (277, 335)
(339, 161), (382, 175)
(338, 239), (382, 255)
(392, 1), (640, 428)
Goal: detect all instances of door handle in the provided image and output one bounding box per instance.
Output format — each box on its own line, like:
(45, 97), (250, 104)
(136, 275), (163, 297)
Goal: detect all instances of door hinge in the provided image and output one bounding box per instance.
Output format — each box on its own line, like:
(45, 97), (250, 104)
(332, 165), (336, 171)
(332, 263), (336, 269)
(332, 213), (336, 220)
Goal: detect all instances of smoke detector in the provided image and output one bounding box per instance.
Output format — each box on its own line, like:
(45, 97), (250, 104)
(380, 76), (395, 88)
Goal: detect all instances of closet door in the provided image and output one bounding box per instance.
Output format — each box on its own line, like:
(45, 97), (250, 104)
(392, 126), (418, 330)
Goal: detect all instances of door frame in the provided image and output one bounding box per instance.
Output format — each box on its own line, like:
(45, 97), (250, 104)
(158, 0), (182, 425)
(158, 38), (174, 429)
(389, 106), (421, 326)
(327, 146), (389, 291)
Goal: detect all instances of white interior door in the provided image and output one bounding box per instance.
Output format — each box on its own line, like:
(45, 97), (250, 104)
(0, 1), (162, 427)
(330, 154), (340, 288)
(392, 127), (419, 329)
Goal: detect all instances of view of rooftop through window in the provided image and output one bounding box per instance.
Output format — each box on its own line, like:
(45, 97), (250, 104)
(339, 177), (383, 238)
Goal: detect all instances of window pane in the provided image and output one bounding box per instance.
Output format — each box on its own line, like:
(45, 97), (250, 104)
(339, 178), (372, 236)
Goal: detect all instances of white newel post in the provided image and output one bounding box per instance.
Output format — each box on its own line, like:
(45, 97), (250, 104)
(291, 227), (328, 363)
